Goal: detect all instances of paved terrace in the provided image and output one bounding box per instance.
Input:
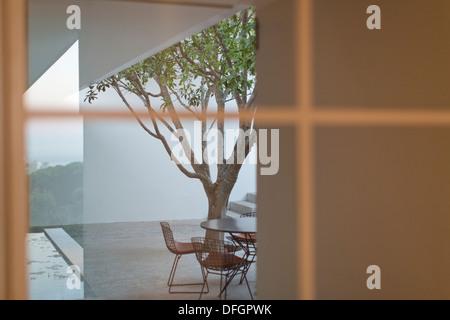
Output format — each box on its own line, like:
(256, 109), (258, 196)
(29, 219), (256, 300)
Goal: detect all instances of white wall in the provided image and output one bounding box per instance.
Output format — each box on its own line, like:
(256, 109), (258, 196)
(82, 87), (257, 224)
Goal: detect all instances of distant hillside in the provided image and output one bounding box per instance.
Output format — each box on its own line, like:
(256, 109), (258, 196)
(29, 162), (83, 227)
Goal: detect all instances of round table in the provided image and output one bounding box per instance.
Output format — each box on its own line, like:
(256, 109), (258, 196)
(200, 217), (257, 234)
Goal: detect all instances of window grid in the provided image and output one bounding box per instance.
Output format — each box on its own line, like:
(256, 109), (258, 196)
(2, 0), (28, 300)
(296, 0), (315, 300)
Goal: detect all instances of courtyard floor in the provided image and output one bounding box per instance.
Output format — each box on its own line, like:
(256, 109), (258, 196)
(27, 219), (256, 300)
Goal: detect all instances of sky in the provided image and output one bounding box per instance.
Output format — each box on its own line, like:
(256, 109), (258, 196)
(24, 41), (83, 165)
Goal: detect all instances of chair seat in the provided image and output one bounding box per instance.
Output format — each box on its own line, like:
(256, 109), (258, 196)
(233, 233), (256, 242)
(203, 252), (246, 270)
(174, 241), (195, 254)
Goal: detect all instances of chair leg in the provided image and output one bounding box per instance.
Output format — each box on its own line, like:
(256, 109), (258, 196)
(219, 272), (224, 300)
(220, 267), (254, 300)
(218, 268), (241, 299)
(200, 265), (209, 294)
(242, 273), (254, 300)
(224, 273), (228, 300)
(199, 270), (209, 300)
(167, 254), (180, 289)
(167, 254), (208, 294)
(239, 255), (256, 284)
(239, 262), (249, 284)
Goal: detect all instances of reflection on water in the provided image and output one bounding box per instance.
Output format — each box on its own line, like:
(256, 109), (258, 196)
(27, 233), (83, 300)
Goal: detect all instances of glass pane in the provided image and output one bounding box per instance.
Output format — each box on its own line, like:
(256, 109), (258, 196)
(26, 0), (261, 299)
(313, 0), (450, 108)
(26, 118), (84, 300)
(314, 126), (450, 299)
(82, 117), (257, 299)
(25, 112), (260, 299)
(256, 125), (297, 299)
(255, 0), (298, 110)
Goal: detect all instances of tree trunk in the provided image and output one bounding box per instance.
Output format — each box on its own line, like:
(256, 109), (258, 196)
(204, 187), (230, 240)
(202, 162), (243, 239)
(203, 169), (243, 240)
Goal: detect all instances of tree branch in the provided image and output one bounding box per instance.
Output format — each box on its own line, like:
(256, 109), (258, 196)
(111, 77), (210, 184)
(111, 78), (159, 139)
(168, 86), (202, 120)
(147, 107), (210, 183)
(213, 25), (245, 108)
(176, 43), (220, 82)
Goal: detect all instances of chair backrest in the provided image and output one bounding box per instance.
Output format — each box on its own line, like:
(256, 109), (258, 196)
(191, 237), (242, 271)
(160, 222), (177, 254)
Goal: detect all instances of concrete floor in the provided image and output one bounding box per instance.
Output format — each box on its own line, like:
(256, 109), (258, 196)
(79, 219), (256, 300)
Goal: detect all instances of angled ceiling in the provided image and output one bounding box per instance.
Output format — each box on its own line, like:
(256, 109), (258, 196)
(28, 0), (256, 89)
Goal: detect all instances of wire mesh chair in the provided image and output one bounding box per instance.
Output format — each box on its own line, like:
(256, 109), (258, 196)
(160, 222), (208, 294)
(228, 212), (257, 284)
(191, 237), (254, 300)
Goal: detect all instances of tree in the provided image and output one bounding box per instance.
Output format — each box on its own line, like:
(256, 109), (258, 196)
(85, 8), (257, 234)
(29, 162), (83, 227)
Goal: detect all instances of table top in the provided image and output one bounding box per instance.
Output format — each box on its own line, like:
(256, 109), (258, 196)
(200, 217), (256, 234)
